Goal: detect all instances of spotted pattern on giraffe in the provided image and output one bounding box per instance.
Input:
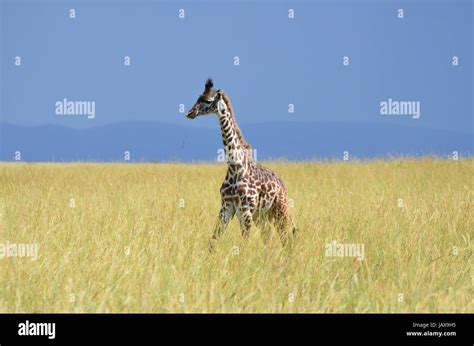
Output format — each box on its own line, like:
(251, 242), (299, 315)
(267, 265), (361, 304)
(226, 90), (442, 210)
(186, 79), (297, 250)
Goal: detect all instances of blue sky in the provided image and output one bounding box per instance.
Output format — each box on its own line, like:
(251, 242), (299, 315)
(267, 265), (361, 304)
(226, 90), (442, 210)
(1, 0), (472, 133)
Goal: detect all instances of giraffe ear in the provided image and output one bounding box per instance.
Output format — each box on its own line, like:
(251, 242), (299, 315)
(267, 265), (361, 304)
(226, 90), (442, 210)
(205, 78), (214, 91)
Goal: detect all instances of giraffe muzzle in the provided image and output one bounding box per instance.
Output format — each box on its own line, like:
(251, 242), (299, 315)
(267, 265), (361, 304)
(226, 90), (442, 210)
(186, 109), (198, 119)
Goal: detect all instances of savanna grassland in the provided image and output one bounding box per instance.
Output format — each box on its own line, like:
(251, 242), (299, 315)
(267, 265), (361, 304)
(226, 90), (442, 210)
(0, 159), (472, 313)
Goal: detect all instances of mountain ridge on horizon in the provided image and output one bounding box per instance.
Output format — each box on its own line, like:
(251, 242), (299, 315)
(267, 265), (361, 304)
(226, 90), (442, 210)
(2, 120), (473, 135)
(1, 121), (472, 162)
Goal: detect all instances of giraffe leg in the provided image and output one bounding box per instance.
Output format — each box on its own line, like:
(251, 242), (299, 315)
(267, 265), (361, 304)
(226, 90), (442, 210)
(209, 201), (235, 252)
(237, 193), (257, 240)
(238, 208), (253, 240)
(253, 213), (271, 244)
(275, 218), (290, 246)
(271, 198), (293, 247)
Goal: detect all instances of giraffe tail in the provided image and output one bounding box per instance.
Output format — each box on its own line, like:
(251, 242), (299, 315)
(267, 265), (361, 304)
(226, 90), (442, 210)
(292, 224), (298, 236)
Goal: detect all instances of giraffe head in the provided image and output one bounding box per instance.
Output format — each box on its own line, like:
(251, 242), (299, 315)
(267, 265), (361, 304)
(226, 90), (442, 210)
(186, 78), (222, 119)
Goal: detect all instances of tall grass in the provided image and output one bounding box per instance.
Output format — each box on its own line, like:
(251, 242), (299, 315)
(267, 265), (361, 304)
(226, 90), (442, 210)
(0, 159), (472, 312)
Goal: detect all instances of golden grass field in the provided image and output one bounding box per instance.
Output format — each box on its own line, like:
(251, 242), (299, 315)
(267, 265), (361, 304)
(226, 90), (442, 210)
(0, 159), (472, 313)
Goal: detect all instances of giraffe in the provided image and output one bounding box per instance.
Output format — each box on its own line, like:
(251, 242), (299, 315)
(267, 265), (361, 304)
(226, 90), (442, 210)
(186, 79), (297, 250)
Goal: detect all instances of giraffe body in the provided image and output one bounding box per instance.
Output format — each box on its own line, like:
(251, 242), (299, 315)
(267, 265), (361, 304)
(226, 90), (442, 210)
(186, 79), (296, 249)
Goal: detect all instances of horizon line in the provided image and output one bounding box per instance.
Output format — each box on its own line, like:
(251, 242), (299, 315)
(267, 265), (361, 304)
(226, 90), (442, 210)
(1, 120), (473, 135)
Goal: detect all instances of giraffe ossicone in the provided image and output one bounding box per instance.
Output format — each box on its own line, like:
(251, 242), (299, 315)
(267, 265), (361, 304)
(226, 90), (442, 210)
(186, 78), (297, 250)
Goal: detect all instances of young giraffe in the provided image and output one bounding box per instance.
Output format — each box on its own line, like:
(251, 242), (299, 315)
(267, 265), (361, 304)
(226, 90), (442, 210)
(186, 79), (296, 250)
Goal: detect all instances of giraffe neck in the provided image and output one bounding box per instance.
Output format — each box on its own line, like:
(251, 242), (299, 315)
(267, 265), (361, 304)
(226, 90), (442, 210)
(217, 98), (252, 169)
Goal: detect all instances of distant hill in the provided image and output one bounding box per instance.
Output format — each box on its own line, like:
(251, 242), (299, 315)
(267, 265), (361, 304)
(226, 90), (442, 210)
(1, 121), (472, 162)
